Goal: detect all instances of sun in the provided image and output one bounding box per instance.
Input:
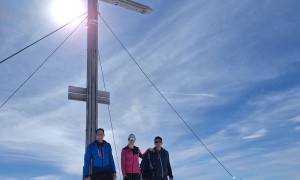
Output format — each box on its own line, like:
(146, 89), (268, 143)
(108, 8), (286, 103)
(51, 0), (85, 25)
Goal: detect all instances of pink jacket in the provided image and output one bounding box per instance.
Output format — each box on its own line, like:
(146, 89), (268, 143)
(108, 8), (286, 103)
(121, 146), (148, 175)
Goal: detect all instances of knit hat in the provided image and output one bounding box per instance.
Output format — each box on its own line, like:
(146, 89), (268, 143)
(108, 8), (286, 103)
(128, 134), (136, 141)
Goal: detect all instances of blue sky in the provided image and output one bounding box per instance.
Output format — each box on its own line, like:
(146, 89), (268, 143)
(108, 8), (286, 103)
(0, 0), (300, 179)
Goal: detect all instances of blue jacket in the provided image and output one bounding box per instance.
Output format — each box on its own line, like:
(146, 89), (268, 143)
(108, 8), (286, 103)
(84, 140), (116, 176)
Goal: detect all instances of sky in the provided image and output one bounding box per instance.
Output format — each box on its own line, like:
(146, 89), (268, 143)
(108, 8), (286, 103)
(0, 0), (300, 179)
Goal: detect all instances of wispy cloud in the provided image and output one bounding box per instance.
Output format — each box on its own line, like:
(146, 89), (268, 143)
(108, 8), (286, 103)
(0, 176), (18, 180)
(242, 128), (267, 139)
(162, 91), (218, 98)
(290, 115), (300, 122)
(30, 175), (62, 180)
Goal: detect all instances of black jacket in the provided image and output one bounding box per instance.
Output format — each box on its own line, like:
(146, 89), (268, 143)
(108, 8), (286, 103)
(149, 147), (173, 178)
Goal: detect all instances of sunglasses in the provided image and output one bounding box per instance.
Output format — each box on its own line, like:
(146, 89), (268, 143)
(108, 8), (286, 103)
(155, 141), (162, 143)
(128, 137), (136, 141)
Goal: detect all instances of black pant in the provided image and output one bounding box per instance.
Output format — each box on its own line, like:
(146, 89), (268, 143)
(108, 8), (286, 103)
(125, 173), (141, 180)
(92, 173), (113, 180)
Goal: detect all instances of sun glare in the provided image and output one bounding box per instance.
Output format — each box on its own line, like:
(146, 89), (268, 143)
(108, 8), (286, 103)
(51, 0), (85, 25)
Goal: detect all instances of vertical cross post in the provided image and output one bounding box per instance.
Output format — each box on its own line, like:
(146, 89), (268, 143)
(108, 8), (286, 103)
(86, 0), (98, 148)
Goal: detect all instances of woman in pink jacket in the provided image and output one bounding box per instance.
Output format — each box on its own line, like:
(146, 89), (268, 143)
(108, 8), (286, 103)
(121, 134), (150, 180)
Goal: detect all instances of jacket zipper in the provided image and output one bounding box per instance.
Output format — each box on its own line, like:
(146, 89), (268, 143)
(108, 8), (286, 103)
(158, 151), (163, 177)
(101, 147), (103, 166)
(132, 150), (134, 173)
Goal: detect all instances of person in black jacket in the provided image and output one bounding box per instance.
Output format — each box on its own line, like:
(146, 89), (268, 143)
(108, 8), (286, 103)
(148, 136), (173, 180)
(140, 154), (152, 180)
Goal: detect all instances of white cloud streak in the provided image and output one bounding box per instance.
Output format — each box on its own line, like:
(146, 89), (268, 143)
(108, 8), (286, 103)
(242, 128), (267, 139)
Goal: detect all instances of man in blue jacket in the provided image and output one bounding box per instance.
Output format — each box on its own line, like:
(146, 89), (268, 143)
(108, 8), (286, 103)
(84, 128), (116, 180)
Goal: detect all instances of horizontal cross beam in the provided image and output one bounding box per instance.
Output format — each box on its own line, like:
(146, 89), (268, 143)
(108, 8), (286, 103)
(100, 0), (152, 14)
(68, 86), (110, 104)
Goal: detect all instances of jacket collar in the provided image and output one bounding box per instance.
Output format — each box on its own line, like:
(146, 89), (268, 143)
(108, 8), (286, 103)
(154, 147), (164, 152)
(95, 140), (106, 147)
(124, 145), (136, 150)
